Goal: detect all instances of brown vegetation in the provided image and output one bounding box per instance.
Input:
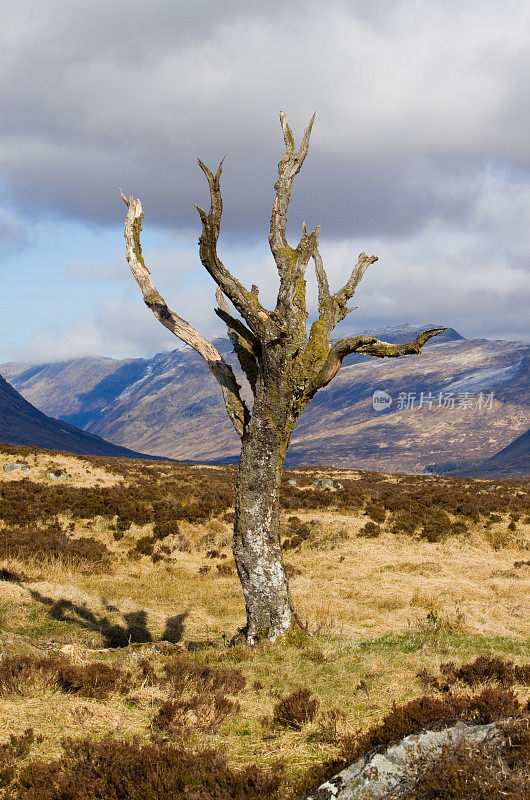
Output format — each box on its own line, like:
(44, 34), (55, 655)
(404, 716), (530, 799)
(0, 446), (528, 798)
(272, 688), (320, 730)
(0, 522), (111, 571)
(4, 737), (285, 800)
(0, 654), (131, 699)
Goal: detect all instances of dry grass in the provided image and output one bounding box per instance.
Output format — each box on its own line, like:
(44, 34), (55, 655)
(0, 450), (124, 488)
(0, 447), (528, 790)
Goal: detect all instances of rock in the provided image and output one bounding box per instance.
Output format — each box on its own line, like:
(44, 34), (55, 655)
(3, 462), (30, 472)
(313, 477), (335, 489)
(46, 471), (65, 481)
(288, 479), (298, 486)
(301, 720), (498, 799)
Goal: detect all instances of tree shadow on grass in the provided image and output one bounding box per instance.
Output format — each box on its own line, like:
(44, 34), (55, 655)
(28, 587), (188, 648)
(161, 612), (188, 643)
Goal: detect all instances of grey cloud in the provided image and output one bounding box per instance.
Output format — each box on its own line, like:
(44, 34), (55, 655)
(2, 0), (530, 239)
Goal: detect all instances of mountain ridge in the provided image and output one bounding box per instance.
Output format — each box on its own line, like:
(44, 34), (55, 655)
(2, 325), (529, 473)
(0, 371), (163, 460)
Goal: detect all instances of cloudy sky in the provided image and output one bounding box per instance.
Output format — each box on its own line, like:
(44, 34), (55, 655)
(1, 0), (530, 364)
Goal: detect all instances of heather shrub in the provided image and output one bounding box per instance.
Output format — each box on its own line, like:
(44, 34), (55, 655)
(340, 687), (524, 763)
(0, 523), (111, 571)
(405, 717), (530, 800)
(0, 463), (527, 549)
(358, 521), (381, 538)
(133, 535), (155, 556)
(138, 657), (158, 686)
(55, 662), (131, 699)
(152, 520), (177, 539)
(364, 502), (386, 524)
(285, 562), (303, 578)
(417, 655), (530, 692)
(0, 728), (38, 790)
(0, 655), (61, 696)
(272, 688), (320, 730)
(8, 736), (285, 800)
(283, 518), (323, 550)
(152, 691), (240, 736)
(163, 657), (246, 695)
(0, 655), (130, 699)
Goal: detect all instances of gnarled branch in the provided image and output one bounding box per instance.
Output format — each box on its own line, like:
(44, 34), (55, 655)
(333, 252), (378, 319)
(311, 249), (378, 332)
(269, 111), (315, 261)
(215, 288), (259, 394)
(309, 327), (447, 395)
(121, 192), (249, 436)
(268, 112), (320, 325)
(195, 160), (273, 337)
(312, 245), (331, 316)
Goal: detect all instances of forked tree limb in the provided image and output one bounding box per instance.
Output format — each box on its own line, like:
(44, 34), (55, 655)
(309, 327), (447, 394)
(195, 160), (273, 337)
(269, 111), (315, 262)
(269, 113), (320, 324)
(311, 248), (378, 331)
(121, 192), (249, 436)
(333, 252), (378, 317)
(215, 288), (259, 393)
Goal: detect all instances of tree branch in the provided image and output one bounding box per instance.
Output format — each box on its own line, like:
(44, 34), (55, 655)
(312, 249), (378, 333)
(269, 111), (315, 262)
(215, 288), (259, 393)
(267, 112), (320, 326)
(333, 252), (378, 315)
(195, 160), (273, 337)
(121, 192), (250, 436)
(309, 327), (447, 394)
(312, 246), (331, 316)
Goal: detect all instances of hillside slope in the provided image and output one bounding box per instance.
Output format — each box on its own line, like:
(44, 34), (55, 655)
(3, 325), (529, 472)
(0, 371), (158, 459)
(455, 428), (530, 478)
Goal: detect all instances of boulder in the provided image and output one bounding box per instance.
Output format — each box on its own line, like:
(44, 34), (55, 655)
(313, 477), (335, 489)
(3, 462), (30, 472)
(301, 720), (498, 799)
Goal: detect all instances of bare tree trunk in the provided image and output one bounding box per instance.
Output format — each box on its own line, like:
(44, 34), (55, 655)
(233, 397), (294, 643)
(122, 111), (447, 644)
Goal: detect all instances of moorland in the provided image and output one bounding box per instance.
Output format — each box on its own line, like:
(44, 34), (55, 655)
(0, 444), (528, 798)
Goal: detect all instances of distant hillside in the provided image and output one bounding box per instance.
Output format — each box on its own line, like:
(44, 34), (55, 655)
(453, 428), (530, 478)
(0, 371), (159, 459)
(3, 324), (529, 473)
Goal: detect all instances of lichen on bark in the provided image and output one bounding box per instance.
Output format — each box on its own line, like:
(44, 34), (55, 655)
(122, 113), (446, 644)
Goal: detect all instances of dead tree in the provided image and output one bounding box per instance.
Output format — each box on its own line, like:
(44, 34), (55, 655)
(121, 113), (445, 644)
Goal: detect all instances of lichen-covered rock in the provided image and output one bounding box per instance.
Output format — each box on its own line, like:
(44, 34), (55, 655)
(301, 721), (498, 799)
(313, 477), (335, 489)
(3, 462), (30, 472)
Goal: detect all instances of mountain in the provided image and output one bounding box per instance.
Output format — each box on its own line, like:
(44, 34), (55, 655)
(2, 325), (529, 472)
(0, 371), (159, 459)
(453, 428), (530, 478)
(359, 324), (464, 346)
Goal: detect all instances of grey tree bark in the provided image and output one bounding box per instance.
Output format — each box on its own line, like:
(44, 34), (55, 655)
(121, 112), (446, 643)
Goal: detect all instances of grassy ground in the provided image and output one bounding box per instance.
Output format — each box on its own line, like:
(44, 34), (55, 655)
(0, 446), (528, 792)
